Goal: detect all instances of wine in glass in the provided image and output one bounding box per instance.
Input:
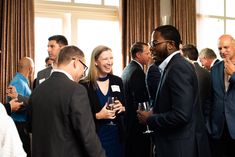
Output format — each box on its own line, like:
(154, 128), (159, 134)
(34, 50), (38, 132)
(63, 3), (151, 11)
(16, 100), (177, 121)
(106, 96), (116, 125)
(138, 101), (153, 134)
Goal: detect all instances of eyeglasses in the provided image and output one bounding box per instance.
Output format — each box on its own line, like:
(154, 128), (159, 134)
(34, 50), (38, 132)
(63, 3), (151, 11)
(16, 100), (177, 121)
(149, 40), (173, 47)
(78, 60), (88, 72)
(72, 58), (88, 72)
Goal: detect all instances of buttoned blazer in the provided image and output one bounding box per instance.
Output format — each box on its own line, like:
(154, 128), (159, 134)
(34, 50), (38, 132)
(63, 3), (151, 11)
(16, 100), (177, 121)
(29, 72), (106, 157)
(147, 54), (210, 157)
(210, 61), (235, 139)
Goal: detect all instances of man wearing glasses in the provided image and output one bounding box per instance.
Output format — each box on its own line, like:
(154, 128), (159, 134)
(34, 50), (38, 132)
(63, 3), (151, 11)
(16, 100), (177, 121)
(28, 45), (106, 157)
(137, 25), (211, 157)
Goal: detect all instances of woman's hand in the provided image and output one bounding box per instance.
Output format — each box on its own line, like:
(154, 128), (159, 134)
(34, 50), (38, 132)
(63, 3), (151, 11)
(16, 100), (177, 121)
(96, 103), (116, 120)
(113, 100), (125, 114)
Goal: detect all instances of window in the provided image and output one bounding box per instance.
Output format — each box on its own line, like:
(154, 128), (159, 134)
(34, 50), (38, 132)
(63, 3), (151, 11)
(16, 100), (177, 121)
(77, 19), (121, 75)
(35, 16), (63, 74)
(34, 0), (121, 77)
(196, 0), (235, 58)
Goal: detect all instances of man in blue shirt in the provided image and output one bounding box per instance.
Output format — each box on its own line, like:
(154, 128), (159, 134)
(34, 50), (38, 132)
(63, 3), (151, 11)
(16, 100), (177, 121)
(8, 57), (34, 157)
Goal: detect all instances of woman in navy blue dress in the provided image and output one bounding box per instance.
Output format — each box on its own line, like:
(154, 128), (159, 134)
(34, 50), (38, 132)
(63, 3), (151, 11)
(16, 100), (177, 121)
(80, 45), (125, 157)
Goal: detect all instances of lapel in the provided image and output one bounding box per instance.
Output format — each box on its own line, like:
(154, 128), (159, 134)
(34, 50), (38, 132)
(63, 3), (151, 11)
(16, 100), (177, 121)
(219, 61), (226, 92)
(154, 54), (180, 105)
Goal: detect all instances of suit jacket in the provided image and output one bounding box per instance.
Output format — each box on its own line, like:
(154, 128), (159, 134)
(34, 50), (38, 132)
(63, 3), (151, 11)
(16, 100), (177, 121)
(147, 54), (210, 157)
(29, 72), (106, 157)
(80, 74), (126, 142)
(35, 66), (53, 87)
(146, 63), (161, 102)
(121, 60), (150, 157)
(213, 59), (220, 67)
(194, 62), (211, 122)
(209, 61), (235, 139)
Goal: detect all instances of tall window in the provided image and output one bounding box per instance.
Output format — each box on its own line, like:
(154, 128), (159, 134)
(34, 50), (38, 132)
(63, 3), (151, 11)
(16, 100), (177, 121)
(196, 0), (235, 58)
(34, 0), (121, 77)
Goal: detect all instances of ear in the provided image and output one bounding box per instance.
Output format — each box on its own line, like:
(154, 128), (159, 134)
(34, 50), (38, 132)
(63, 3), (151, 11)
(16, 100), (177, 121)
(136, 52), (142, 58)
(167, 42), (174, 51)
(73, 59), (77, 69)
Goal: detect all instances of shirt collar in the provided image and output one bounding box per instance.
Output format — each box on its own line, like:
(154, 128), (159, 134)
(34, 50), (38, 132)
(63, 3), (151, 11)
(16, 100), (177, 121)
(52, 69), (74, 81)
(210, 59), (217, 68)
(159, 50), (180, 72)
(133, 59), (143, 70)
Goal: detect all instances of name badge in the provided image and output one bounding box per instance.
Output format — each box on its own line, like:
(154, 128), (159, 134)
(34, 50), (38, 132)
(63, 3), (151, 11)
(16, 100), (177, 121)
(39, 78), (46, 84)
(111, 85), (120, 92)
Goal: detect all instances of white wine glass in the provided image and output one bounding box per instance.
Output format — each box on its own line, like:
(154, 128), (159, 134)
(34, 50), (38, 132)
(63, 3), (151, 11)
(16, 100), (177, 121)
(138, 101), (153, 134)
(106, 96), (116, 125)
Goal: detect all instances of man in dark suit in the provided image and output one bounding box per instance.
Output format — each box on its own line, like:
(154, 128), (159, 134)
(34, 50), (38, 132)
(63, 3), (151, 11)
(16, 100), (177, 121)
(181, 44), (211, 122)
(35, 35), (68, 87)
(199, 48), (219, 71)
(29, 46), (106, 157)
(121, 42), (151, 157)
(137, 25), (211, 157)
(208, 34), (235, 157)
(146, 58), (161, 104)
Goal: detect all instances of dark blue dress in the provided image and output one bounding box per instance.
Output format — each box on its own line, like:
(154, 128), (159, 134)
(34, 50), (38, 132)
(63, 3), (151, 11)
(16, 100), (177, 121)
(96, 86), (124, 157)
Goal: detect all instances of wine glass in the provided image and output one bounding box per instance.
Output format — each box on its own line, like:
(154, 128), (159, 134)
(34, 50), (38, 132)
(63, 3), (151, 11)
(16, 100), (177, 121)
(138, 101), (153, 134)
(106, 96), (116, 125)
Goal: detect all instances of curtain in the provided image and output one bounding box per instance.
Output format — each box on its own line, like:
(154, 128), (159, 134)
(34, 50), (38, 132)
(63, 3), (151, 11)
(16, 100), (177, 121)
(121, 0), (160, 68)
(171, 0), (196, 45)
(0, 0), (34, 103)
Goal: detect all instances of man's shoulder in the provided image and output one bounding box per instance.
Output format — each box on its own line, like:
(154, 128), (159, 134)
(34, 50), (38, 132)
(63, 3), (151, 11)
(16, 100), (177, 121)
(211, 60), (223, 72)
(37, 66), (52, 75)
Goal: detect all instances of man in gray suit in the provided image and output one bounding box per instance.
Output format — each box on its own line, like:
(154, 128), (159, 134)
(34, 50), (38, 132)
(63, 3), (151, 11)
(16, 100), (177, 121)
(35, 35), (68, 87)
(29, 45), (106, 157)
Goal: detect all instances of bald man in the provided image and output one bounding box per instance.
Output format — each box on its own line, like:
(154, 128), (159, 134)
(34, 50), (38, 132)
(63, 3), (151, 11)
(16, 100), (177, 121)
(208, 34), (235, 157)
(8, 57), (34, 157)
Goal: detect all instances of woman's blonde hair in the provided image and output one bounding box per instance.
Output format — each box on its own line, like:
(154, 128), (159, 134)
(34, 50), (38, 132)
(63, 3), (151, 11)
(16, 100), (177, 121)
(85, 45), (112, 88)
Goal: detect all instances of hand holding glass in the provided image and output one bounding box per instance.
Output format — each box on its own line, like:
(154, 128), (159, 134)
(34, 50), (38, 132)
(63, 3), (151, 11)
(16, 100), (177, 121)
(106, 97), (116, 125)
(138, 102), (153, 134)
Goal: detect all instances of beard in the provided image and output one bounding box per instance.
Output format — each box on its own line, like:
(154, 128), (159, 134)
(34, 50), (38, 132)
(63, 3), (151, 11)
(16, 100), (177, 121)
(152, 46), (169, 64)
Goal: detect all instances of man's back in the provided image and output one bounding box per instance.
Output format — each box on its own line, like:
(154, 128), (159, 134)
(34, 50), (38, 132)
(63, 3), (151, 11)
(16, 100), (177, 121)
(194, 62), (211, 118)
(122, 60), (150, 157)
(30, 72), (105, 157)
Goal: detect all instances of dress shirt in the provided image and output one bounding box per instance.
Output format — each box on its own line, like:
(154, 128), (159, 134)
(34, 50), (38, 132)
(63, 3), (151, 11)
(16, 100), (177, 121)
(9, 72), (31, 122)
(159, 50), (180, 73)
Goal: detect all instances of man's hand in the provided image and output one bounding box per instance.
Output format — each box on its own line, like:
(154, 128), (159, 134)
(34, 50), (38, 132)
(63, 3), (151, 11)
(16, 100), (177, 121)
(6, 85), (18, 99)
(137, 110), (153, 124)
(9, 98), (24, 112)
(224, 58), (235, 76)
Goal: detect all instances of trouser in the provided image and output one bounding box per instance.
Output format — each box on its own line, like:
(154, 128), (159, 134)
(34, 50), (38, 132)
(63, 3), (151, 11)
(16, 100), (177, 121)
(211, 123), (235, 157)
(15, 121), (31, 157)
